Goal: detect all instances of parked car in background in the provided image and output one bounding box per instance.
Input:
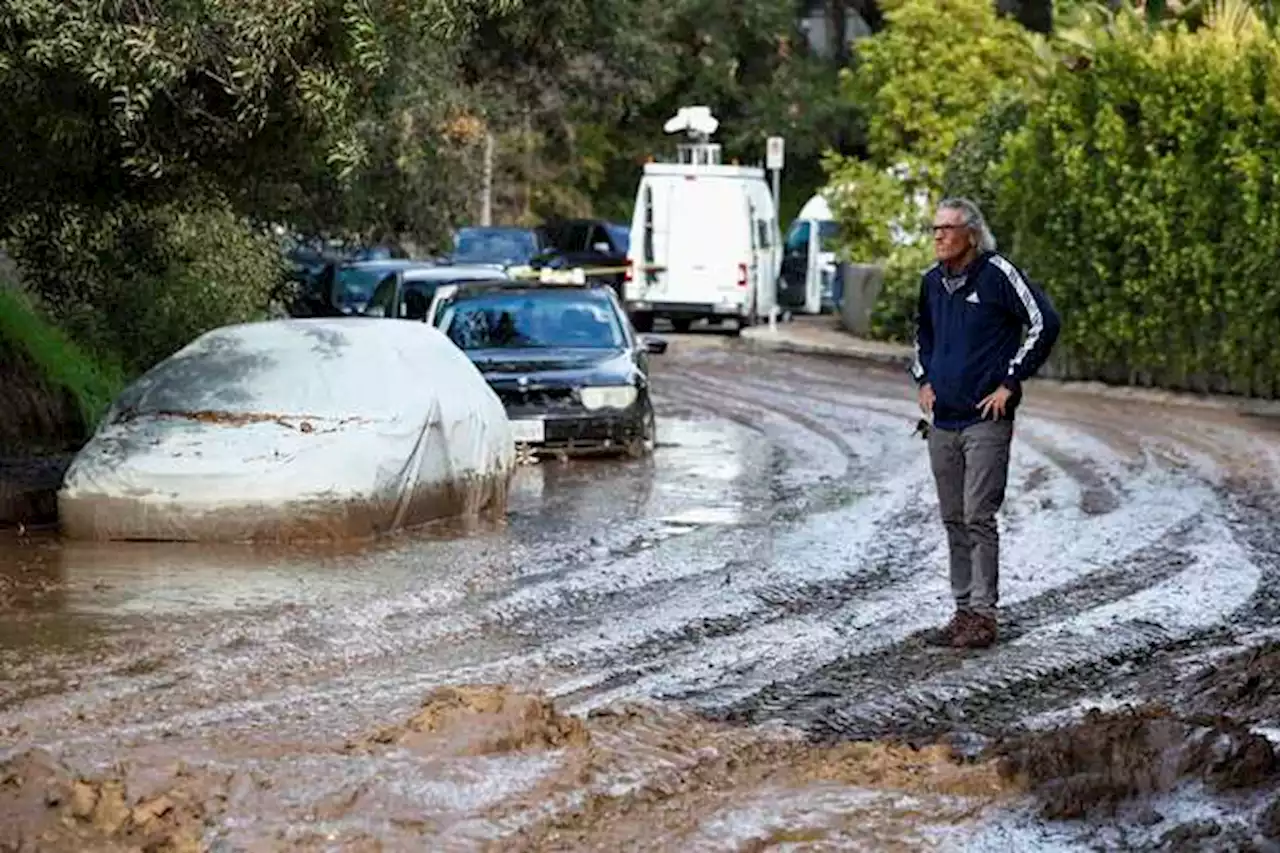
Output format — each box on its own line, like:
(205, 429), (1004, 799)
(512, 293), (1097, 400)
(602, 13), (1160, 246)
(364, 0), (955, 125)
(448, 226), (549, 268)
(362, 266), (512, 321)
(536, 219), (631, 297)
(292, 259), (435, 318)
(431, 280), (667, 457)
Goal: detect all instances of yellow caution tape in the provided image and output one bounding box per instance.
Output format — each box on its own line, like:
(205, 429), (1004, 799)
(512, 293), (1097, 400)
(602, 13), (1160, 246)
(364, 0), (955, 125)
(507, 264), (667, 283)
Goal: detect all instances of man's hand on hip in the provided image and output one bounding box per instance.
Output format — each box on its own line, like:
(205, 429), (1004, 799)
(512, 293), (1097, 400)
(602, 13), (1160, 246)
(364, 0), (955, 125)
(978, 385), (1013, 419)
(918, 382), (935, 415)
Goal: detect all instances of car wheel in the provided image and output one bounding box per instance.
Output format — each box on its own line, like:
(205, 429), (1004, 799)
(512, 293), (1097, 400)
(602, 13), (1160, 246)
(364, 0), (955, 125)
(671, 318), (692, 334)
(632, 312), (654, 333)
(626, 406), (657, 458)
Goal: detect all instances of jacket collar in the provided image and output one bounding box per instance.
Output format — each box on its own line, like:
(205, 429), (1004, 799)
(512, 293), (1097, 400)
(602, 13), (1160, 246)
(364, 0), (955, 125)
(940, 252), (990, 295)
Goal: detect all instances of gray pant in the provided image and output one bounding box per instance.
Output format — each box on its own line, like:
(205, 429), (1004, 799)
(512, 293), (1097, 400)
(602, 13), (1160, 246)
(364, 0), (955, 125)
(927, 419), (1014, 616)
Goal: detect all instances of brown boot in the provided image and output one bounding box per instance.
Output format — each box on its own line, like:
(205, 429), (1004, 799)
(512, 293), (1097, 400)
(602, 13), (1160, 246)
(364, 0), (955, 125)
(952, 612), (997, 649)
(923, 610), (973, 647)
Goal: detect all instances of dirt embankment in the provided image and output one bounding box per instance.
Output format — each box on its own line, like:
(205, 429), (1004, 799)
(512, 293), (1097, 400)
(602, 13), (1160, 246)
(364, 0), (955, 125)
(0, 337), (81, 527)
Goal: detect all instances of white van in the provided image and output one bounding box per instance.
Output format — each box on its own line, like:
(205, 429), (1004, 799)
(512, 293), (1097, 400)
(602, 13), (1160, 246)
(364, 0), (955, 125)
(623, 124), (780, 335)
(779, 193), (841, 315)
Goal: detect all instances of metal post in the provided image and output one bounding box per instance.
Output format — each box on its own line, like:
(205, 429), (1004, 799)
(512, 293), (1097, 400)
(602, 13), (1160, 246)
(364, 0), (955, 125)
(771, 167), (780, 205)
(481, 132), (494, 227)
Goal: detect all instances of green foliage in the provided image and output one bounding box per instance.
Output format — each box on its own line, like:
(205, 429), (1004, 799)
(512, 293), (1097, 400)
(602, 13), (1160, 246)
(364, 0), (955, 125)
(0, 284), (123, 431)
(822, 155), (917, 263)
(995, 0), (1280, 395)
(505, 0), (867, 224)
(9, 198), (283, 373)
(0, 0), (515, 374)
(843, 0), (1037, 186)
(941, 92), (1030, 249)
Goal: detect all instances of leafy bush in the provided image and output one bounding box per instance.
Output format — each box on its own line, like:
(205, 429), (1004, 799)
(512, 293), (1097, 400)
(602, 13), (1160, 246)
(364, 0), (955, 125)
(839, 0), (1037, 186)
(996, 0), (1280, 395)
(9, 199), (283, 373)
(941, 93), (1030, 250)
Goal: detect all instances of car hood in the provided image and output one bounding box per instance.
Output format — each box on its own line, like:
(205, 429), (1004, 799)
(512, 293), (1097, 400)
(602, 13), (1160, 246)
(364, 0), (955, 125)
(467, 348), (633, 384)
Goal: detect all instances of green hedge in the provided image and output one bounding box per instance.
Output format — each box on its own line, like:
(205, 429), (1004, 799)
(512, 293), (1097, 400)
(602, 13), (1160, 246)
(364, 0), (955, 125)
(988, 13), (1280, 396)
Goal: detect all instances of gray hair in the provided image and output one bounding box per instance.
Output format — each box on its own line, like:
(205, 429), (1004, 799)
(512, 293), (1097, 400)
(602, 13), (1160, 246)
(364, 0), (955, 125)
(938, 197), (997, 253)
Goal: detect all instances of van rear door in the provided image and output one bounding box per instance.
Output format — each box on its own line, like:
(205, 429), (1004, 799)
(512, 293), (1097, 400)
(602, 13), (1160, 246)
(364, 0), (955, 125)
(663, 180), (748, 305)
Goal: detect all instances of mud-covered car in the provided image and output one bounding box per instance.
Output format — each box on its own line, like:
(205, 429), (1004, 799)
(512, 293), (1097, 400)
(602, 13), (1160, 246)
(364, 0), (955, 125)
(58, 318), (516, 542)
(433, 281), (667, 457)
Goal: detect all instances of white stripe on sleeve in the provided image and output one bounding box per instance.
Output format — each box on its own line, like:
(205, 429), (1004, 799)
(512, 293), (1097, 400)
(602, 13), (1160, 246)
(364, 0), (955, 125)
(989, 254), (1043, 377)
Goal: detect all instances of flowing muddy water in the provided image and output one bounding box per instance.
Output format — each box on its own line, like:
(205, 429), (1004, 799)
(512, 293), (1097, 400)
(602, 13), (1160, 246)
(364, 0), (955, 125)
(3, 335), (1280, 850)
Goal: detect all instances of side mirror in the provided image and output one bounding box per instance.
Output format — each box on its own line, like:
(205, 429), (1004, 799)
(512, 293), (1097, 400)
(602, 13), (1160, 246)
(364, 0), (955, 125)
(642, 336), (668, 355)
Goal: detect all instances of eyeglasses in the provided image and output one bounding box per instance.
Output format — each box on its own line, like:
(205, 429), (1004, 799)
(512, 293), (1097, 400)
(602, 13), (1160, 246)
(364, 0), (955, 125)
(931, 224), (966, 235)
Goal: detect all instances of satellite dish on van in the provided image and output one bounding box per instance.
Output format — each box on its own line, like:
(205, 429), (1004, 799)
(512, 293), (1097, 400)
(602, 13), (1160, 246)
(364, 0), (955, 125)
(663, 106), (719, 140)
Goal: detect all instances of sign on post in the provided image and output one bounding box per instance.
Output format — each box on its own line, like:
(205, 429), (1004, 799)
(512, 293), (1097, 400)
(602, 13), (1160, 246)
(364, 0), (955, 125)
(766, 136), (785, 171)
(766, 136), (784, 202)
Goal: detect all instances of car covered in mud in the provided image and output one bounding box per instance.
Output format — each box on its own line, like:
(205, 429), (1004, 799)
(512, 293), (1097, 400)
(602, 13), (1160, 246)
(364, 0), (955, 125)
(432, 281), (667, 457)
(58, 318), (516, 542)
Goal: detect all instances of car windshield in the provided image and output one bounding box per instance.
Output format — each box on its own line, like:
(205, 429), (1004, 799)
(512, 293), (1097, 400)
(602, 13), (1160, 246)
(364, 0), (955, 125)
(441, 292), (624, 350)
(452, 229), (538, 265)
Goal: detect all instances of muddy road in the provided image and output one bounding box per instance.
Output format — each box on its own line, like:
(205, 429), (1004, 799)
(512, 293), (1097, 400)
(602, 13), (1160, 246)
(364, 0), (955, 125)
(4, 336), (1280, 851)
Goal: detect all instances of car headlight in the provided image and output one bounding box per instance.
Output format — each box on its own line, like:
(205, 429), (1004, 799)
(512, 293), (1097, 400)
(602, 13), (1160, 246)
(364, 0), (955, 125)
(579, 385), (638, 410)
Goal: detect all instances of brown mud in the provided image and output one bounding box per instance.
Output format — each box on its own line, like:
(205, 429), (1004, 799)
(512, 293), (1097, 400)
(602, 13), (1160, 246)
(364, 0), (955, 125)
(993, 706), (1278, 819)
(0, 750), (211, 853)
(4, 338), (1280, 850)
(58, 467), (512, 544)
(0, 685), (1019, 852)
(1184, 641), (1280, 723)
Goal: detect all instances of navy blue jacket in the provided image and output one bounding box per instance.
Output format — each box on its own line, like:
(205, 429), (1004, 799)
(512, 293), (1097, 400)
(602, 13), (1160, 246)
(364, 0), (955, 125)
(910, 252), (1061, 431)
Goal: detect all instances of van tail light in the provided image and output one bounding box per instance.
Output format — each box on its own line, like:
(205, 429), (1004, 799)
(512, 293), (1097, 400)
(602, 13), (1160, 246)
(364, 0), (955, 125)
(737, 262), (748, 288)
(624, 260), (633, 283)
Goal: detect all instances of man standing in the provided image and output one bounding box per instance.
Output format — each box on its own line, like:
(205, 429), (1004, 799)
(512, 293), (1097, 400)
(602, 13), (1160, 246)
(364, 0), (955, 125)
(911, 198), (1061, 649)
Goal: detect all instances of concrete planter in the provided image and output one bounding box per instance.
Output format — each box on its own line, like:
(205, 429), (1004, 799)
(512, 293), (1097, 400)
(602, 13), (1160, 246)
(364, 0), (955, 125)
(837, 263), (886, 337)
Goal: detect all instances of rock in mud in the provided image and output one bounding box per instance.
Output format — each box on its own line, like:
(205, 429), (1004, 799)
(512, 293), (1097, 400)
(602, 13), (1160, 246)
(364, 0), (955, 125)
(1185, 642), (1280, 724)
(353, 684), (590, 757)
(992, 706), (1278, 819)
(0, 455), (71, 527)
(0, 748), (213, 852)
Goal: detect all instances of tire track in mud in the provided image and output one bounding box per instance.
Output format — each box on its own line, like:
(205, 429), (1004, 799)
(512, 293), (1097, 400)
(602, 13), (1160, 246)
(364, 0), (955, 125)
(661, 346), (1272, 736)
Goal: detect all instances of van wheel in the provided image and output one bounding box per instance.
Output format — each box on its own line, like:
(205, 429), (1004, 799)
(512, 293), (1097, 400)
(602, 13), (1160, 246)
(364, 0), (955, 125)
(631, 312), (654, 333)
